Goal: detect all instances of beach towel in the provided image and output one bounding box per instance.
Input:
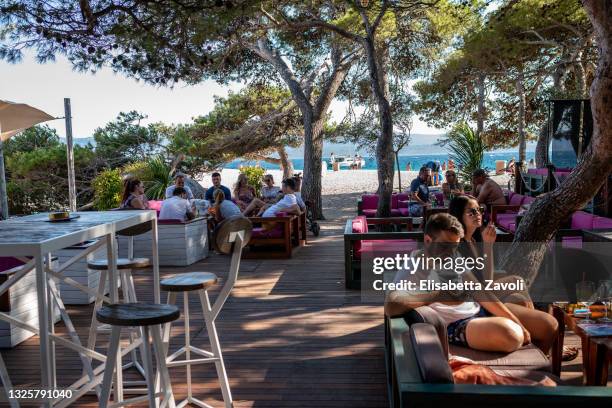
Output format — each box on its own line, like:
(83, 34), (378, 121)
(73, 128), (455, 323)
(449, 356), (556, 386)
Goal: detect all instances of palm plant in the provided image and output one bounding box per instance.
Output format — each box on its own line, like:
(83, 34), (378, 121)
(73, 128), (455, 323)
(444, 122), (486, 183)
(123, 156), (172, 200)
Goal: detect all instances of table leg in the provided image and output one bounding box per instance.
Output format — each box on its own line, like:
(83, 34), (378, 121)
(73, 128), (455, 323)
(151, 219), (160, 304)
(35, 252), (52, 406)
(45, 253), (57, 390)
(105, 233), (123, 403)
(580, 333), (591, 385)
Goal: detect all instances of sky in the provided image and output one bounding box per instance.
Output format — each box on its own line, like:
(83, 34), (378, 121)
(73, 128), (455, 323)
(0, 52), (443, 143)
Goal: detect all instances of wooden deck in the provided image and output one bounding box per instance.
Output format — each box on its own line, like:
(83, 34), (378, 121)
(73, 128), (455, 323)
(0, 205), (388, 407)
(0, 195), (608, 406)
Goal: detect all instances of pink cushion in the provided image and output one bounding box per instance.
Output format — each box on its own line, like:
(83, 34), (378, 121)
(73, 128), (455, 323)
(593, 216), (612, 229)
(391, 194), (399, 209)
(362, 209), (377, 218)
(509, 194), (525, 206)
(351, 216), (368, 254)
(396, 193), (410, 202)
(0, 257), (25, 273)
(351, 216), (368, 234)
(399, 208), (409, 217)
(356, 239), (419, 259)
(497, 213), (516, 231)
(562, 236), (583, 249)
(391, 209), (401, 217)
(507, 191), (515, 203)
(571, 211), (595, 230)
(251, 226), (284, 239)
(148, 200), (162, 211)
(362, 195), (379, 210)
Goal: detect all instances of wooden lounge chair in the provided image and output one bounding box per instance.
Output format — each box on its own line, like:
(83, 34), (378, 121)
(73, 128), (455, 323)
(385, 309), (611, 407)
(344, 216), (423, 289)
(243, 214), (298, 259)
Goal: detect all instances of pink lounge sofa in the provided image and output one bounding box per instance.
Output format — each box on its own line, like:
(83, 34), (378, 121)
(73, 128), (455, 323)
(344, 215), (423, 289)
(358, 192), (444, 217)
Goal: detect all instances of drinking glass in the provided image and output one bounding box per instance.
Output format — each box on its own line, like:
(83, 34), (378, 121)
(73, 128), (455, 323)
(596, 280), (612, 323)
(576, 281), (596, 323)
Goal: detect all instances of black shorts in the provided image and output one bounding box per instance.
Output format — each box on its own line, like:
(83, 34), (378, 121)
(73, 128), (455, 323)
(447, 307), (491, 347)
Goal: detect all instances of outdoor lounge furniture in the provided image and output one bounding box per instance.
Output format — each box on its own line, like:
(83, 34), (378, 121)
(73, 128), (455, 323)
(96, 303), (179, 408)
(244, 213), (299, 259)
(492, 192), (536, 233)
(358, 192), (444, 218)
(0, 257), (60, 348)
(344, 216), (423, 289)
(117, 217), (209, 266)
(555, 211), (612, 249)
(55, 240), (108, 305)
(385, 308), (612, 407)
(160, 216), (251, 408)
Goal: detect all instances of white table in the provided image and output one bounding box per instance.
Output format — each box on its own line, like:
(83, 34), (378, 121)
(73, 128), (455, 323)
(0, 211), (160, 407)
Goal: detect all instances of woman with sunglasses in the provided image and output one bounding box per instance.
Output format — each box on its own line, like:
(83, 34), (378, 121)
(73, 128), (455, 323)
(442, 170), (464, 200)
(449, 195), (534, 306)
(449, 195), (495, 279)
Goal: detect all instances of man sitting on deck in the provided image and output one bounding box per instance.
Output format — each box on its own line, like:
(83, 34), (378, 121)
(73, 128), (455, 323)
(407, 166), (431, 216)
(160, 187), (196, 222)
(471, 168), (505, 208)
(165, 173), (194, 200)
(205, 172), (232, 201)
(263, 178), (302, 218)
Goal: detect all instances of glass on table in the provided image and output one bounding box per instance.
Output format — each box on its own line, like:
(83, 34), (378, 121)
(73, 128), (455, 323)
(596, 280), (612, 323)
(576, 280), (596, 323)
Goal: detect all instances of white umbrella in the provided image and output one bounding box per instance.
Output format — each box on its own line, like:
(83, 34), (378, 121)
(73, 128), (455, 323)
(0, 100), (56, 219)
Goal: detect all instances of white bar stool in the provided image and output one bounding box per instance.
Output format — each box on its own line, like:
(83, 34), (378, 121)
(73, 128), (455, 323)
(96, 303), (179, 408)
(160, 216), (252, 408)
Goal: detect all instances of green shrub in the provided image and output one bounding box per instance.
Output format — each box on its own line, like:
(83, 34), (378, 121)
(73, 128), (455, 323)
(124, 156), (172, 200)
(92, 169), (123, 210)
(240, 166), (266, 195)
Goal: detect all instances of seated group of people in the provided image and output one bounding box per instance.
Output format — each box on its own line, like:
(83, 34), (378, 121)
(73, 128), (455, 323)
(406, 167), (506, 216)
(120, 171), (305, 225)
(386, 205), (558, 356)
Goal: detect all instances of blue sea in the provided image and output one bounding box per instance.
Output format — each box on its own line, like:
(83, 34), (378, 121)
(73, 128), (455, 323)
(226, 151), (540, 171)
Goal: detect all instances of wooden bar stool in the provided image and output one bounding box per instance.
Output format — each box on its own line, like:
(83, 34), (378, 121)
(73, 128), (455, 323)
(160, 216), (252, 408)
(97, 303), (179, 408)
(86, 221), (153, 390)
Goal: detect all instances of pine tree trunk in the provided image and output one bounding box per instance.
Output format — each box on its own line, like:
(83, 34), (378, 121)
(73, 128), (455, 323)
(517, 71), (527, 163)
(477, 74), (486, 135)
(534, 123), (549, 168)
(364, 37), (394, 217)
(302, 115), (325, 219)
(501, 0), (612, 285)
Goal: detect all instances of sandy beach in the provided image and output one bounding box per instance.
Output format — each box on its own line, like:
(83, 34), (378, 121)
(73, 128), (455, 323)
(196, 168), (511, 196)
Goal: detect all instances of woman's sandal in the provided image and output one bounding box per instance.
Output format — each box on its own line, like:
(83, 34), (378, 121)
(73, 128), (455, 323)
(562, 346), (579, 361)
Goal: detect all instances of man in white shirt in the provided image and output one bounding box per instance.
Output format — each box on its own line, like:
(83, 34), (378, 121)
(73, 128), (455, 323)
(384, 213), (541, 354)
(165, 174), (194, 200)
(159, 187), (196, 222)
(263, 178), (302, 217)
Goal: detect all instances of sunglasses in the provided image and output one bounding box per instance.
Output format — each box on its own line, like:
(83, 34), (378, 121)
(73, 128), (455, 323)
(465, 207), (485, 217)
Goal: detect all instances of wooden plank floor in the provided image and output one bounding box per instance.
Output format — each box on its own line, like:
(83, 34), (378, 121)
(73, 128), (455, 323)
(0, 197), (388, 407)
(0, 192), (608, 407)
